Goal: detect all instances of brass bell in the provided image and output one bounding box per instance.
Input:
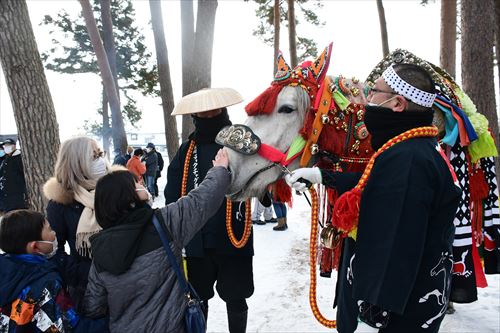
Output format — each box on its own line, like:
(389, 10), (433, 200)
(320, 224), (342, 249)
(321, 114), (329, 124)
(310, 143), (319, 155)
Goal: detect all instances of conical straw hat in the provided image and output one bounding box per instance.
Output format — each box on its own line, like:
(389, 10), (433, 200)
(171, 87), (243, 116)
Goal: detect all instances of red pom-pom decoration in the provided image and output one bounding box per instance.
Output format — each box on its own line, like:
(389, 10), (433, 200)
(333, 188), (361, 232)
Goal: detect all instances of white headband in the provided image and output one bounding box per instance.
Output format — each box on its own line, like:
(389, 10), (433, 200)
(381, 66), (436, 108)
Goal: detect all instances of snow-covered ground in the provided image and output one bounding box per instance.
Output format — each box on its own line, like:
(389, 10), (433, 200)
(155, 176), (500, 333)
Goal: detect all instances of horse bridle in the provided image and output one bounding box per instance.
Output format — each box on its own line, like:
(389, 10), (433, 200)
(216, 124), (303, 198)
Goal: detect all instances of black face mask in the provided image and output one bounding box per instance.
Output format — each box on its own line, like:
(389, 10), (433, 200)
(190, 108), (232, 144)
(364, 105), (434, 150)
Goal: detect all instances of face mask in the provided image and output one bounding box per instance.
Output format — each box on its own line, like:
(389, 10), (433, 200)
(136, 188), (153, 206)
(37, 238), (58, 259)
(367, 96), (398, 108)
(0, 150), (5, 158)
(146, 148), (152, 153)
(91, 157), (107, 179)
(3, 146), (13, 154)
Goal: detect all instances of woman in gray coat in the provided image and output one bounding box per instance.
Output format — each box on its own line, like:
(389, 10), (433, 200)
(82, 149), (230, 333)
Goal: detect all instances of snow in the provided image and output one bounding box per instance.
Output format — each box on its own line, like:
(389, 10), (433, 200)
(154, 177), (500, 333)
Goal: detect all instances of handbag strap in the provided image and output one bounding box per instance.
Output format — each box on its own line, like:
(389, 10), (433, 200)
(151, 213), (189, 294)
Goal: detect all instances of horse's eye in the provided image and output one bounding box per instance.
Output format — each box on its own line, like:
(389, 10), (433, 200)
(278, 106), (295, 114)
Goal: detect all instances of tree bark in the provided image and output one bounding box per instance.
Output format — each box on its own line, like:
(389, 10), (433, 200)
(149, 0), (179, 161)
(102, 86), (111, 158)
(273, 0), (280, 75)
(0, 0), (60, 212)
(287, 0), (297, 68)
(376, 0), (390, 57)
(461, 0), (499, 183)
(79, 0), (127, 153)
(440, 0), (457, 78)
(100, 0), (121, 156)
(193, 0), (218, 90)
(495, 0), (500, 97)
(181, 0), (195, 141)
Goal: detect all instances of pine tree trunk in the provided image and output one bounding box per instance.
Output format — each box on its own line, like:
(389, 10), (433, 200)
(287, 0), (297, 68)
(461, 0), (499, 184)
(149, 0), (179, 161)
(102, 86), (111, 159)
(495, 0), (500, 97)
(193, 0), (218, 90)
(440, 0), (457, 78)
(181, 0), (195, 141)
(376, 0), (390, 57)
(0, 0), (60, 212)
(273, 0), (280, 75)
(100, 0), (121, 156)
(79, 0), (127, 153)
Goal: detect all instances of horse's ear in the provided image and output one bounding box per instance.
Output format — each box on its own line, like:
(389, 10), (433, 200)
(274, 50), (291, 78)
(309, 43), (333, 83)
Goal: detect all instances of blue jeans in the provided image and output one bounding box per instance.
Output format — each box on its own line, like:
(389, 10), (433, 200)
(272, 202), (287, 218)
(145, 175), (155, 195)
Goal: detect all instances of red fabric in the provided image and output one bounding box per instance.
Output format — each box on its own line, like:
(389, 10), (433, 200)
(320, 246), (333, 276)
(245, 84), (283, 116)
(258, 144), (286, 164)
(471, 239), (488, 288)
(272, 178), (293, 207)
(333, 188), (361, 232)
(469, 169), (489, 201)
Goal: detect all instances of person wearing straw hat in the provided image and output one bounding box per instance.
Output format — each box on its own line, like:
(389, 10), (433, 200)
(165, 88), (253, 333)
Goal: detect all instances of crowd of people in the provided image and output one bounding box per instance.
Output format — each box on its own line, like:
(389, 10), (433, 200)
(0, 62), (473, 333)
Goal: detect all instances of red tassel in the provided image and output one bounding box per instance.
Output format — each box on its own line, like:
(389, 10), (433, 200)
(333, 188), (361, 232)
(319, 246), (333, 277)
(245, 84), (283, 116)
(272, 178), (293, 207)
(469, 169), (489, 201)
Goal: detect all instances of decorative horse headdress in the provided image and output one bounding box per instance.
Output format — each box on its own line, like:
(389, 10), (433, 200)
(245, 43), (333, 116)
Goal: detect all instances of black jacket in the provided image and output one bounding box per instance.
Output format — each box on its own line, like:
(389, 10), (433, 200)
(164, 111), (253, 257)
(143, 151), (158, 177)
(0, 150), (27, 212)
(156, 151), (164, 177)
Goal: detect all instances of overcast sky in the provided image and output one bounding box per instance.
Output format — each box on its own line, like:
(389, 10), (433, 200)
(0, 0), (468, 141)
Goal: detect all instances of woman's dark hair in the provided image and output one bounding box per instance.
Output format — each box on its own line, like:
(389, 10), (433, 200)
(0, 210), (46, 254)
(133, 148), (143, 156)
(95, 169), (140, 229)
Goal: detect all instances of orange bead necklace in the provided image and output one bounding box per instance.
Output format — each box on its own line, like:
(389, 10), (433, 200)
(181, 140), (252, 249)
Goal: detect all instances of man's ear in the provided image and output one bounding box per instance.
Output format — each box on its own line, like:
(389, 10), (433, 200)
(392, 96), (408, 112)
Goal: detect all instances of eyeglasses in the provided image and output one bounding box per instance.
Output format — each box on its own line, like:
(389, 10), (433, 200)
(368, 87), (399, 95)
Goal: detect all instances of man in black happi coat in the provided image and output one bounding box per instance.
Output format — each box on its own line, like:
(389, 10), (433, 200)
(287, 64), (462, 332)
(165, 88), (253, 333)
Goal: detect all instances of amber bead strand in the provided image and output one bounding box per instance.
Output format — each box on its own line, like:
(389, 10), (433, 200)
(181, 140), (252, 248)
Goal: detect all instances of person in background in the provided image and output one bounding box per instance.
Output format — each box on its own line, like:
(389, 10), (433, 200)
(112, 148), (127, 166)
(0, 209), (108, 333)
(43, 136), (110, 310)
(127, 148), (146, 184)
(154, 148), (164, 198)
(142, 143), (158, 196)
(165, 88), (253, 333)
(125, 146), (133, 164)
(251, 196), (276, 225)
(0, 138), (28, 213)
(83, 150), (229, 332)
(0, 142), (5, 164)
(271, 200), (287, 231)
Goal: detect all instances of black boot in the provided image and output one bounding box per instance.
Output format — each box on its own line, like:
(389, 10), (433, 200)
(227, 310), (248, 333)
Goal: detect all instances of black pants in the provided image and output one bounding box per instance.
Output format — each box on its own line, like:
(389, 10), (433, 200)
(186, 251), (254, 302)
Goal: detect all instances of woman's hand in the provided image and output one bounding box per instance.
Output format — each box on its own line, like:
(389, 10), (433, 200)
(213, 148), (229, 169)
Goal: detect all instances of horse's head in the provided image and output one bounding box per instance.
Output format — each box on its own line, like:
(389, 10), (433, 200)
(224, 45), (333, 201)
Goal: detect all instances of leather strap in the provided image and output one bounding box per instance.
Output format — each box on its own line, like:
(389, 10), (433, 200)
(300, 77), (334, 167)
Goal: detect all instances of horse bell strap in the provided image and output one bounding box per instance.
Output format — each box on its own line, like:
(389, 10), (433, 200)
(215, 124), (261, 155)
(300, 77), (334, 167)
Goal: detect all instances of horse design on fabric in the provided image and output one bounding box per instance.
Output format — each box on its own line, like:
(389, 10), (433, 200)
(347, 254), (355, 285)
(419, 252), (453, 329)
(452, 249), (472, 277)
